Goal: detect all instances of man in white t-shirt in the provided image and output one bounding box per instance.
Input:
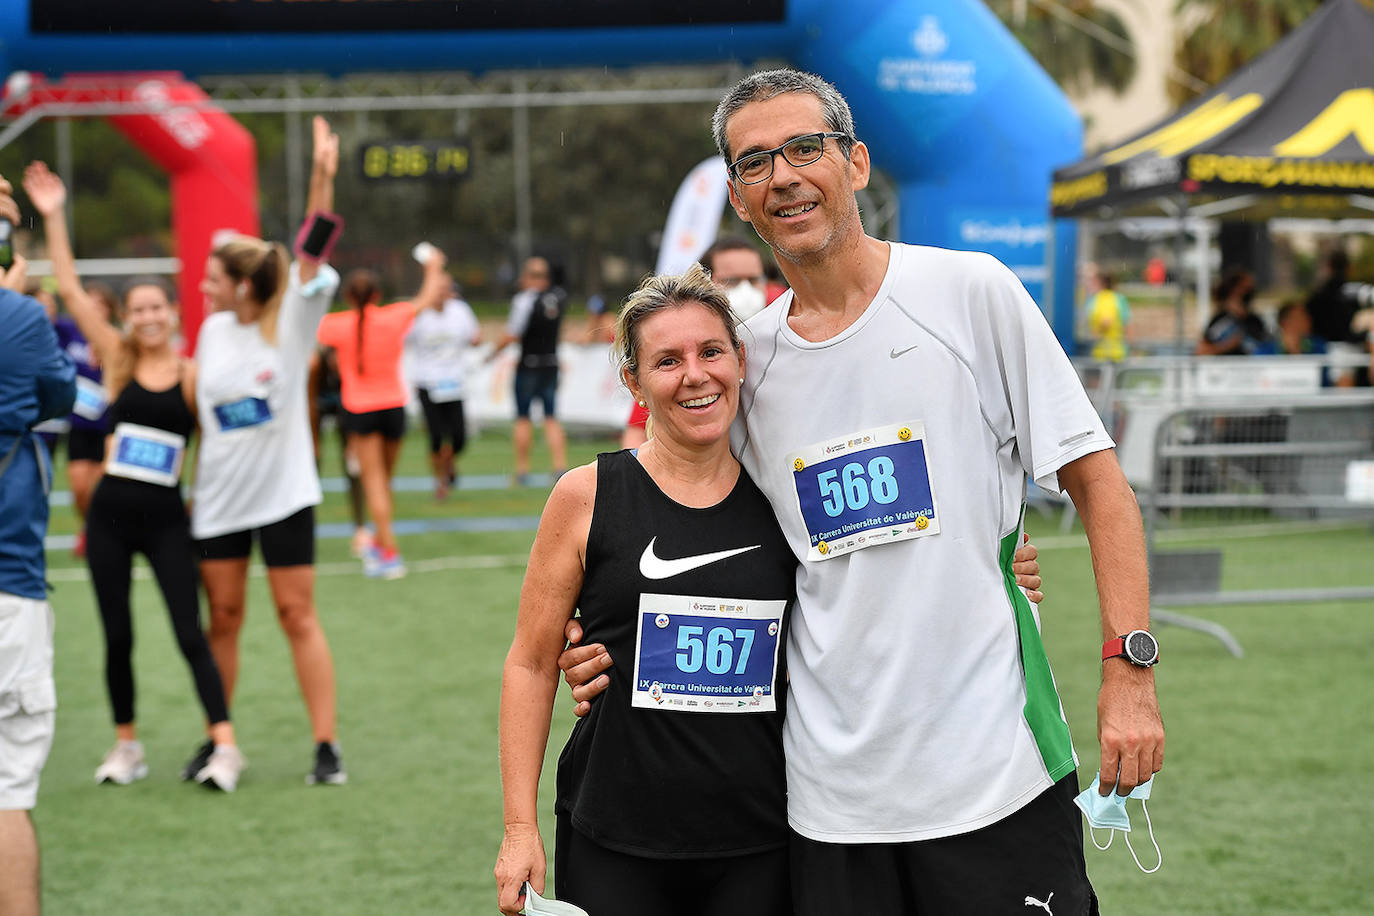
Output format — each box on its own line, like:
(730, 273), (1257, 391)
(564, 69), (1163, 913)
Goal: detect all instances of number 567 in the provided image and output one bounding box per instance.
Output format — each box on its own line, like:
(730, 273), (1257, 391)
(676, 625), (756, 675)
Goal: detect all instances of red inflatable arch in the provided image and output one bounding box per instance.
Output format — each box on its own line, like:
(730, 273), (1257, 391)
(5, 72), (259, 350)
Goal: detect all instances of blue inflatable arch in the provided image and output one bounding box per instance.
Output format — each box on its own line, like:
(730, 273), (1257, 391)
(0, 0), (1082, 349)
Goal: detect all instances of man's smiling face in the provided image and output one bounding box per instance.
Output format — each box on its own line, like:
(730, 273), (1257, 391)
(724, 92), (869, 265)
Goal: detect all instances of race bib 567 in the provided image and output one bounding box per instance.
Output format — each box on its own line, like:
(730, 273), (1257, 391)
(630, 593), (784, 714)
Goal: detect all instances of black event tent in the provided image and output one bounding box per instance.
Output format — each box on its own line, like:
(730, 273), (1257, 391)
(1051, 0), (1374, 220)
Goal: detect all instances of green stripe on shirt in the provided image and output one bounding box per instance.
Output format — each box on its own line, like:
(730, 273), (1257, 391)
(1000, 518), (1077, 781)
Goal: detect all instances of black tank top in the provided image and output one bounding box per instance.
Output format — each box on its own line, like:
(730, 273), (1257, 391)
(103, 374), (196, 488)
(107, 375), (196, 440)
(555, 450), (795, 858)
(519, 287), (566, 368)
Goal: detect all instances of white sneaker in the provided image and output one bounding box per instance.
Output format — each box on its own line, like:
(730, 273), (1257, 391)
(95, 740), (148, 785)
(363, 546), (407, 580)
(195, 744), (247, 793)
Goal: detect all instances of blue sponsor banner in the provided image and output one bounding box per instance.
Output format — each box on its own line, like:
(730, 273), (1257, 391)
(949, 206), (1050, 306)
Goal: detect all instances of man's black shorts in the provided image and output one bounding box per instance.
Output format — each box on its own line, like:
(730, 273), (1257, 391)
(790, 773), (1098, 915)
(196, 506), (316, 568)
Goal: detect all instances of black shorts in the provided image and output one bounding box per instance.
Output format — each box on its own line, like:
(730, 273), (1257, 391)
(340, 406), (406, 440)
(513, 366), (558, 419)
(554, 815), (790, 916)
(790, 774), (1097, 915)
(416, 389), (467, 455)
(196, 506), (316, 568)
(67, 427), (106, 463)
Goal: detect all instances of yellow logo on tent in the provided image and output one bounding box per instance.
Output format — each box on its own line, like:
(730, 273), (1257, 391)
(1103, 93), (1264, 165)
(1274, 89), (1374, 157)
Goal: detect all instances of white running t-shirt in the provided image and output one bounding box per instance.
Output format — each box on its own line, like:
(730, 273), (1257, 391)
(406, 297), (480, 394)
(192, 263), (339, 539)
(731, 243), (1112, 843)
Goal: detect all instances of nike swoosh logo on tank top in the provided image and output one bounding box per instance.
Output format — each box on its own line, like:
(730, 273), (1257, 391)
(638, 537), (761, 580)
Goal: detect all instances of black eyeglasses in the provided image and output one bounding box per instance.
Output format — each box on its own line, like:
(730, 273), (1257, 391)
(729, 131), (852, 185)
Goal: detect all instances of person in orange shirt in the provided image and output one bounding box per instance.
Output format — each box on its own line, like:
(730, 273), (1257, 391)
(317, 249), (449, 579)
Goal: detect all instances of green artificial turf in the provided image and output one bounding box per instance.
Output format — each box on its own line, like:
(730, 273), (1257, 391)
(31, 428), (1374, 913)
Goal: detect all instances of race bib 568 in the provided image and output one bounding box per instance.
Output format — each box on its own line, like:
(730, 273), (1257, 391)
(788, 421), (939, 561)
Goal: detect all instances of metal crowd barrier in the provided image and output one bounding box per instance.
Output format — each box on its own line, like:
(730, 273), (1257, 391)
(1063, 356), (1374, 656)
(1073, 354), (1372, 490)
(1141, 393), (1374, 657)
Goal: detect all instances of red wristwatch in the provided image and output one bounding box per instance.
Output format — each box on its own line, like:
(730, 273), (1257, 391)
(1102, 629), (1160, 667)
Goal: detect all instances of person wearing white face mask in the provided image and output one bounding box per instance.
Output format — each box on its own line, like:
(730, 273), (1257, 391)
(621, 238), (777, 448)
(705, 236), (772, 323)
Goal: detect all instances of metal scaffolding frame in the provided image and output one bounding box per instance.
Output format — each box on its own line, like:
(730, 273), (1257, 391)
(1, 63), (900, 271)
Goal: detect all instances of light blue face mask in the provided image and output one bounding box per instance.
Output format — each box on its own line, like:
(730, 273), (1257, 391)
(1073, 774), (1162, 874)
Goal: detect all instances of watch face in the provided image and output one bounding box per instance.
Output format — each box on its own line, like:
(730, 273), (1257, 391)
(1127, 631), (1158, 665)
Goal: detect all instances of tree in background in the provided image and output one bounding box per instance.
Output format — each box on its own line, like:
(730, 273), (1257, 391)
(1, 118), (172, 258)
(985, 0), (1136, 95)
(1171, 0), (1321, 103)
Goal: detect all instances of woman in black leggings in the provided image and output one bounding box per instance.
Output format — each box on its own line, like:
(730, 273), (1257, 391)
(25, 162), (244, 791)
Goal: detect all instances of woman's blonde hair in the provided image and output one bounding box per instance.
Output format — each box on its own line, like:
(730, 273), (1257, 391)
(212, 236), (290, 345)
(613, 263), (742, 383)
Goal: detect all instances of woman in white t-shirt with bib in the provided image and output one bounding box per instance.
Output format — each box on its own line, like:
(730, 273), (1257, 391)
(406, 278), (481, 499)
(191, 116), (348, 786)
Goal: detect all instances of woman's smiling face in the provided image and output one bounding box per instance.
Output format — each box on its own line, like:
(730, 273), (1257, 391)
(628, 301), (744, 450)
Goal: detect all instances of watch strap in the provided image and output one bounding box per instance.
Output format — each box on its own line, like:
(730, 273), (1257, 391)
(1102, 636), (1127, 661)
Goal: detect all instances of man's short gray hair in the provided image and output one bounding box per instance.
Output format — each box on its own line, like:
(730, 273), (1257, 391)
(712, 68), (857, 166)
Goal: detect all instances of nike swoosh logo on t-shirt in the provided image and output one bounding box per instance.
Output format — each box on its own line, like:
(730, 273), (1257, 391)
(638, 537), (761, 580)
(889, 344), (919, 358)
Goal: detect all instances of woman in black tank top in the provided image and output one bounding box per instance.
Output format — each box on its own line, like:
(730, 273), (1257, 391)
(26, 162), (243, 791)
(496, 266), (796, 916)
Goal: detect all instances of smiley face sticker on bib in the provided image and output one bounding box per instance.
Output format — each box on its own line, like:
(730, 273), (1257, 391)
(788, 421), (939, 561)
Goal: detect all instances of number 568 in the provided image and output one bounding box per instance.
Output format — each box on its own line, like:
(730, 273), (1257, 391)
(818, 456), (899, 517)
